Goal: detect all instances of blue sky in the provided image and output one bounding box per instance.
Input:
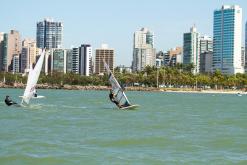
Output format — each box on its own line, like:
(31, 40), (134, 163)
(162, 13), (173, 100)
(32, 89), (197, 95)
(1, 0), (247, 66)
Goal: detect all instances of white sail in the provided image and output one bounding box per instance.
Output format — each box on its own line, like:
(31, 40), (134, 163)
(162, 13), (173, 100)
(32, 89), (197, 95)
(21, 50), (45, 105)
(104, 62), (131, 107)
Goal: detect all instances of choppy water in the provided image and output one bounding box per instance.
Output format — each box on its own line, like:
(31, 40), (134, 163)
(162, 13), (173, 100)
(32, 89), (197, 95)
(0, 88), (246, 164)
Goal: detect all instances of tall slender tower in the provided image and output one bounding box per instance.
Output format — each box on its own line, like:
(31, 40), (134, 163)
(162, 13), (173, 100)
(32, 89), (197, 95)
(79, 44), (92, 76)
(72, 47), (79, 74)
(132, 28), (156, 72)
(213, 5), (243, 74)
(36, 18), (63, 49)
(183, 26), (200, 74)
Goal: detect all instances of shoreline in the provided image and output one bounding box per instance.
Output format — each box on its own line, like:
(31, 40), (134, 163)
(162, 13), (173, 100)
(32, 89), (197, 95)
(165, 90), (246, 94)
(0, 83), (245, 94)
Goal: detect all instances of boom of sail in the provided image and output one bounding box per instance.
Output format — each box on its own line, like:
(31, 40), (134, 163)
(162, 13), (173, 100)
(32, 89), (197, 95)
(104, 61), (131, 107)
(21, 49), (45, 105)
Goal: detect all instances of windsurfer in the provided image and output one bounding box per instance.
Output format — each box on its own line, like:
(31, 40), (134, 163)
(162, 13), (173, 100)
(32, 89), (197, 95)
(33, 89), (38, 97)
(5, 96), (18, 106)
(109, 90), (122, 108)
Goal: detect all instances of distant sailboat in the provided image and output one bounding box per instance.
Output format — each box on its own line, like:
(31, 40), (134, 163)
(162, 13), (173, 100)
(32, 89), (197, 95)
(21, 49), (46, 105)
(104, 61), (139, 110)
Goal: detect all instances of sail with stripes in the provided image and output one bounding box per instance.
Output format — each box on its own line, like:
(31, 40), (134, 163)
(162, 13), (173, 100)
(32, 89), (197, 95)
(21, 49), (45, 105)
(104, 62), (131, 107)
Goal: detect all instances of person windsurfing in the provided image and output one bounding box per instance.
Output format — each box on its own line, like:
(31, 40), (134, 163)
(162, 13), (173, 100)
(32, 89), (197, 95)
(33, 89), (38, 97)
(5, 96), (18, 106)
(109, 90), (122, 108)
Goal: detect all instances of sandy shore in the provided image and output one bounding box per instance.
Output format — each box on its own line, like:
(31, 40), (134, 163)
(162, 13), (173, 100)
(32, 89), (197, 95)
(0, 82), (245, 94)
(165, 89), (246, 94)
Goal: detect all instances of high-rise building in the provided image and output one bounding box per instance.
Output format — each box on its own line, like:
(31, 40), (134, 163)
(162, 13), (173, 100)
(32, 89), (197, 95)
(183, 26), (200, 74)
(72, 47), (79, 74)
(66, 49), (73, 73)
(79, 44), (92, 76)
(12, 54), (19, 73)
(1, 33), (8, 71)
(0, 32), (4, 71)
(20, 39), (36, 73)
(199, 36), (213, 73)
(95, 44), (114, 74)
(213, 5), (243, 74)
(51, 49), (66, 73)
(36, 18), (63, 49)
(6, 30), (21, 72)
(132, 28), (156, 72)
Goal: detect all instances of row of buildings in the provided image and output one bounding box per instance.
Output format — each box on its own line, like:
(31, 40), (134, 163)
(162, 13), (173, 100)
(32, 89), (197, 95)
(133, 5), (247, 75)
(0, 5), (246, 76)
(0, 18), (114, 75)
(183, 5), (244, 75)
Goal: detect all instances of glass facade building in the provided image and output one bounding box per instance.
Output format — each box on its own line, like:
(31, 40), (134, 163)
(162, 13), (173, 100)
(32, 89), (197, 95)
(213, 5), (243, 74)
(37, 18), (63, 49)
(52, 49), (66, 73)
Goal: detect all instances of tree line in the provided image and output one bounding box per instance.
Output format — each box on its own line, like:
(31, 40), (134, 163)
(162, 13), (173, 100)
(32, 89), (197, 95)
(0, 65), (247, 90)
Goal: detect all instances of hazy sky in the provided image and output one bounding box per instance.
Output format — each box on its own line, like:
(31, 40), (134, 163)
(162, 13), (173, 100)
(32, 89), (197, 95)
(1, 0), (247, 66)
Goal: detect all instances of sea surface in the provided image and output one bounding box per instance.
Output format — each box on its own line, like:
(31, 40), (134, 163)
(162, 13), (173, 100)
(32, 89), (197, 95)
(0, 88), (246, 165)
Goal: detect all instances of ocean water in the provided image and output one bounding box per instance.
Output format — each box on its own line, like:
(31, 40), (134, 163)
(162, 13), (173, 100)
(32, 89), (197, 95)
(0, 88), (246, 165)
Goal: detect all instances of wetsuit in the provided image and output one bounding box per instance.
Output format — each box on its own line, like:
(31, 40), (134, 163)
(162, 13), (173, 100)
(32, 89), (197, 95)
(5, 97), (17, 106)
(34, 93), (37, 97)
(109, 92), (121, 108)
(33, 89), (37, 97)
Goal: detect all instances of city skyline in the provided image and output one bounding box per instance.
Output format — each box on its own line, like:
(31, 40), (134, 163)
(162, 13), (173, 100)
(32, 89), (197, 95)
(1, 0), (247, 66)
